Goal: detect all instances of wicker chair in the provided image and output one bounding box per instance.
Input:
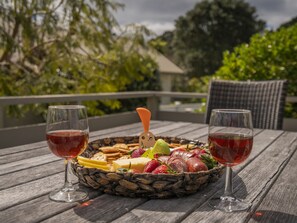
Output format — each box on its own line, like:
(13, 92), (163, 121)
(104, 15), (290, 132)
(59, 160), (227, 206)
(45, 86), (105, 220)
(205, 80), (287, 130)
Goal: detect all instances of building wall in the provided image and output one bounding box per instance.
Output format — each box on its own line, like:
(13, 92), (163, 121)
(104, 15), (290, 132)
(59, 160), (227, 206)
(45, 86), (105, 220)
(160, 73), (173, 104)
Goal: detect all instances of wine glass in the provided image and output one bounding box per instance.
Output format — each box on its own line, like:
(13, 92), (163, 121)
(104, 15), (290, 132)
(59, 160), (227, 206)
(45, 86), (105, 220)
(208, 109), (253, 212)
(46, 105), (89, 202)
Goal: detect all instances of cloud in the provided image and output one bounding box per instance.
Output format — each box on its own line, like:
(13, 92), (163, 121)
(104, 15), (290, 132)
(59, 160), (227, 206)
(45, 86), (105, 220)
(139, 21), (175, 35)
(248, 0), (297, 28)
(115, 0), (197, 25)
(114, 0), (297, 34)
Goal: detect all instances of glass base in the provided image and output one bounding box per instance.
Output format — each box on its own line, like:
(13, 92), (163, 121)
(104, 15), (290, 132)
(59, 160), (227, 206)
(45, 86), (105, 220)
(49, 187), (88, 203)
(208, 196), (251, 212)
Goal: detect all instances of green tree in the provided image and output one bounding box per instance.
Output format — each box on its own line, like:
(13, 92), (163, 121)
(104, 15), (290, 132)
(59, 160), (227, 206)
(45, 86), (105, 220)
(0, 0), (158, 117)
(171, 0), (265, 78)
(149, 31), (174, 60)
(214, 24), (297, 117)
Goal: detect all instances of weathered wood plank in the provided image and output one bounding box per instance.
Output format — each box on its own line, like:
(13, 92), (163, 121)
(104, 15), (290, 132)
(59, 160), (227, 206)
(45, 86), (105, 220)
(0, 123), (199, 210)
(89, 120), (171, 138)
(87, 121), (193, 143)
(36, 129), (282, 222)
(0, 172), (65, 210)
(111, 197), (202, 223)
(0, 187), (103, 223)
(110, 130), (285, 223)
(1, 123), (292, 223)
(10, 123), (208, 222)
(0, 159), (64, 190)
(0, 141), (48, 156)
(248, 144), (297, 223)
(181, 132), (297, 223)
(136, 122), (194, 136)
(0, 147), (51, 165)
(41, 194), (147, 223)
(157, 123), (207, 138)
(177, 126), (209, 140)
(0, 154), (61, 176)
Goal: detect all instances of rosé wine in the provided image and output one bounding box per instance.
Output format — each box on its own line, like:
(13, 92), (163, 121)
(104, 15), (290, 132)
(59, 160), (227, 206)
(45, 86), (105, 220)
(208, 133), (253, 167)
(46, 130), (88, 159)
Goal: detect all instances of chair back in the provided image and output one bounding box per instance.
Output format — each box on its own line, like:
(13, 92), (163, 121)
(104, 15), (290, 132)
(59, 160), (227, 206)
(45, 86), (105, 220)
(205, 80), (287, 129)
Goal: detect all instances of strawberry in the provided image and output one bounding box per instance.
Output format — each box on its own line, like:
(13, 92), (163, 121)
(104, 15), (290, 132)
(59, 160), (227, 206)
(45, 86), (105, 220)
(131, 148), (146, 158)
(143, 159), (160, 173)
(152, 164), (169, 174)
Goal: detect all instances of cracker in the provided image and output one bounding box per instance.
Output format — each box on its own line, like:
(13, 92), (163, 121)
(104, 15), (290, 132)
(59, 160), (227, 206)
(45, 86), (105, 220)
(91, 152), (107, 161)
(113, 143), (128, 150)
(105, 152), (121, 158)
(100, 146), (119, 153)
(119, 149), (130, 154)
(127, 143), (139, 147)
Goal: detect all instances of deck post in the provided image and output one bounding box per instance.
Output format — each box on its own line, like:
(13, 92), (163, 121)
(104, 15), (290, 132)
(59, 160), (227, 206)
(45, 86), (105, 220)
(0, 106), (3, 128)
(146, 95), (159, 120)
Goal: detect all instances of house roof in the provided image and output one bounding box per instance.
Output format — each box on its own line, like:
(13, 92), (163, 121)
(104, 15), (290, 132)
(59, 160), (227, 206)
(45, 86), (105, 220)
(75, 40), (185, 75)
(149, 50), (184, 75)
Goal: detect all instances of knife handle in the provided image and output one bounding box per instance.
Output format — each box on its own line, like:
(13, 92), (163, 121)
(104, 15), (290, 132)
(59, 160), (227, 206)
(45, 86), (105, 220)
(136, 108), (151, 132)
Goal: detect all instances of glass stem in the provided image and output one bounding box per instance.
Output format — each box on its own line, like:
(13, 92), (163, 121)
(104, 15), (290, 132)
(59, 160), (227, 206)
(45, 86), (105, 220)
(63, 159), (73, 191)
(223, 166), (233, 197)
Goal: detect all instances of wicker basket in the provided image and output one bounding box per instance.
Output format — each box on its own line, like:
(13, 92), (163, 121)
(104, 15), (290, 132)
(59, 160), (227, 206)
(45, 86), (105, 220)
(71, 136), (224, 198)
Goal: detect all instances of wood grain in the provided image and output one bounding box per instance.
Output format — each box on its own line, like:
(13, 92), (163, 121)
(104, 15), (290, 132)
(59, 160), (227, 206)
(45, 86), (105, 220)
(0, 187), (103, 223)
(0, 147), (51, 165)
(41, 194), (147, 223)
(248, 141), (297, 223)
(0, 172), (65, 210)
(0, 121), (198, 222)
(0, 121), (296, 223)
(182, 131), (297, 223)
(0, 159), (64, 190)
(0, 141), (47, 156)
(108, 130), (285, 223)
(0, 154), (61, 176)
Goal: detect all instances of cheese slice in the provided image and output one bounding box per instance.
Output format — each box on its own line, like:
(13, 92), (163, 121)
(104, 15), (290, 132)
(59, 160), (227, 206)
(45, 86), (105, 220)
(77, 156), (107, 165)
(77, 159), (110, 171)
(113, 157), (151, 172)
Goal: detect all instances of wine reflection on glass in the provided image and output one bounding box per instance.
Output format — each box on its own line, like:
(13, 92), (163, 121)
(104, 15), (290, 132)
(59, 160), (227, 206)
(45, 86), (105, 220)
(46, 105), (89, 202)
(208, 109), (253, 212)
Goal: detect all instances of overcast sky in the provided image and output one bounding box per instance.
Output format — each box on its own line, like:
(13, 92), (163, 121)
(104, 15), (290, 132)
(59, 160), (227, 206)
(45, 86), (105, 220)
(114, 0), (297, 35)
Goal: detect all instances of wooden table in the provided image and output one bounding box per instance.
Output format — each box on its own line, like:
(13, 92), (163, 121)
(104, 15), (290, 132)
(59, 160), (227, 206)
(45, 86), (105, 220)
(1, 121), (296, 223)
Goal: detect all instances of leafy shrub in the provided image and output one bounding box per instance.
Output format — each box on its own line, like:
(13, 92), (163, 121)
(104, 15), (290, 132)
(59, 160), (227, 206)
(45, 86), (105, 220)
(214, 24), (297, 117)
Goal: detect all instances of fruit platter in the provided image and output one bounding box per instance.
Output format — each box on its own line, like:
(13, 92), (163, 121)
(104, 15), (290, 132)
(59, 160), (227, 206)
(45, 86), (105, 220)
(71, 136), (224, 198)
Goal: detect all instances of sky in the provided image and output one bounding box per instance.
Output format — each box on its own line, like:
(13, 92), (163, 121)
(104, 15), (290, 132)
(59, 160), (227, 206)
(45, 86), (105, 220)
(114, 0), (297, 35)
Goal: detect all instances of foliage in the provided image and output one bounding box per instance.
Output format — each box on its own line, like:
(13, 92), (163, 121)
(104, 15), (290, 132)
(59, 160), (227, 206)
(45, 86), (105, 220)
(149, 31), (174, 60)
(116, 70), (161, 113)
(0, 0), (158, 118)
(158, 0), (265, 78)
(214, 24), (297, 117)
